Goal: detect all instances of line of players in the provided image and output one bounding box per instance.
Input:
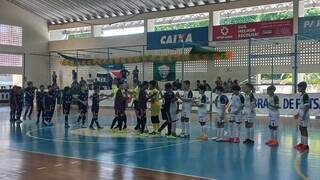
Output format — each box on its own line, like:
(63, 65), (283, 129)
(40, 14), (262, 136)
(9, 80), (310, 152)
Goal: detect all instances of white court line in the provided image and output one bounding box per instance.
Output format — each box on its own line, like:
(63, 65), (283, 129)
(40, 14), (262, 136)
(26, 126), (189, 145)
(36, 167), (47, 170)
(55, 164), (62, 167)
(6, 146), (216, 180)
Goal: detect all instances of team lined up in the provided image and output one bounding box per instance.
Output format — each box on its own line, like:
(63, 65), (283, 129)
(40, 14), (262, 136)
(9, 80), (310, 151)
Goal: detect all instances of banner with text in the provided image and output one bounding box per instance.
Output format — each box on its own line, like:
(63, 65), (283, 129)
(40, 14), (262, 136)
(213, 19), (293, 41)
(147, 27), (208, 50)
(298, 16), (320, 39)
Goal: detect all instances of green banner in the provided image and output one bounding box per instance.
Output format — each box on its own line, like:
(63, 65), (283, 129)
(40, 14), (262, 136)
(153, 61), (176, 81)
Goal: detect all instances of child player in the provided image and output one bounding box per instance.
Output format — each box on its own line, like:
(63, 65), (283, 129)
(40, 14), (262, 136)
(195, 85), (209, 141)
(158, 83), (175, 137)
(265, 85), (280, 147)
(214, 86), (228, 142)
(176, 80), (193, 138)
(111, 83), (130, 131)
(77, 84), (89, 128)
(36, 85), (45, 125)
(23, 81), (36, 120)
(294, 82), (310, 151)
(138, 81), (150, 134)
(62, 86), (72, 128)
(149, 80), (161, 135)
(9, 86), (18, 122)
(89, 86), (108, 130)
(228, 84), (244, 143)
(43, 85), (56, 126)
(132, 83), (141, 131)
(242, 83), (256, 144)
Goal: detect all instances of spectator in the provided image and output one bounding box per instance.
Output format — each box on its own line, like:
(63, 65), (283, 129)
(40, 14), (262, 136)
(80, 77), (87, 86)
(194, 80), (201, 91)
(87, 74), (94, 90)
(132, 66), (139, 85)
(106, 73), (113, 90)
(225, 78), (233, 93)
(52, 71), (57, 85)
(203, 80), (212, 91)
(120, 67), (130, 83)
(215, 76), (223, 88)
(72, 70), (77, 82)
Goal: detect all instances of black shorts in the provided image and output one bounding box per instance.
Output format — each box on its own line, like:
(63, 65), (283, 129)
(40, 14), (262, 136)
(91, 107), (99, 114)
(79, 105), (87, 114)
(161, 108), (168, 120)
(133, 100), (139, 111)
(63, 103), (71, 114)
(151, 116), (160, 124)
(25, 101), (33, 106)
(37, 105), (44, 111)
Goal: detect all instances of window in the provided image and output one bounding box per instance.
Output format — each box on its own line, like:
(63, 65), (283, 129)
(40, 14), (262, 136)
(49, 26), (91, 41)
(153, 13), (209, 32)
(0, 24), (22, 46)
(97, 20), (144, 37)
(0, 53), (23, 67)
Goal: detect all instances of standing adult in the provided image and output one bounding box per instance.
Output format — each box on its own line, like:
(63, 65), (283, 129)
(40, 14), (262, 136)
(120, 67), (130, 83)
(132, 66), (139, 85)
(52, 71), (57, 85)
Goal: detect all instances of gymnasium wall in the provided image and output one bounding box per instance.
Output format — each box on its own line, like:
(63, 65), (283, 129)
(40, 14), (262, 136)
(49, 33), (320, 89)
(0, 0), (49, 87)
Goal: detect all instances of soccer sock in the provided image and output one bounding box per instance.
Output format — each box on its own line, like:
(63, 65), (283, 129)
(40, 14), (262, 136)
(82, 116), (86, 125)
(302, 136), (308, 145)
(77, 115), (81, 122)
(230, 123), (234, 138)
(123, 115), (127, 127)
(90, 117), (95, 127)
(155, 123), (160, 131)
(203, 125), (207, 135)
(274, 129), (278, 141)
(111, 117), (118, 129)
(171, 122), (176, 135)
(185, 122), (190, 135)
(65, 115), (68, 124)
(236, 124), (240, 138)
(246, 128), (250, 139)
(249, 127), (254, 141)
(152, 124), (157, 132)
(181, 121), (185, 135)
(270, 129), (274, 140)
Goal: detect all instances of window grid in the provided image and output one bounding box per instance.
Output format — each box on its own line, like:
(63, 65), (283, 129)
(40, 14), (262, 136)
(0, 54), (23, 67)
(0, 24), (22, 46)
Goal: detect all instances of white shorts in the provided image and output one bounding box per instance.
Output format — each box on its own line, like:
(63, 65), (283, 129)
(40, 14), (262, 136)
(269, 110), (279, 127)
(198, 115), (207, 123)
(230, 114), (242, 124)
(298, 110), (309, 127)
(243, 112), (255, 123)
(181, 108), (192, 118)
(216, 113), (225, 123)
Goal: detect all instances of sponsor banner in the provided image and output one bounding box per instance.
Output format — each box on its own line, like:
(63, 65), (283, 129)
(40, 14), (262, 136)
(153, 62), (176, 81)
(88, 90), (320, 116)
(298, 16), (320, 39)
(147, 27), (208, 50)
(213, 19), (293, 41)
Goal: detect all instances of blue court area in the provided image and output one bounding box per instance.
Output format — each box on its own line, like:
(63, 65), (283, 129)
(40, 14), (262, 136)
(2, 107), (320, 180)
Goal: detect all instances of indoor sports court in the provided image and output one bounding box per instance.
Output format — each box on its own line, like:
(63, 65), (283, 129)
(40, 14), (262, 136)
(0, 0), (320, 180)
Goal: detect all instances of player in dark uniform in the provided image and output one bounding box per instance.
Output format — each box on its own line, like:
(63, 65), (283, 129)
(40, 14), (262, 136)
(15, 86), (24, 124)
(62, 86), (73, 128)
(43, 85), (56, 126)
(36, 85), (45, 125)
(23, 81), (36, 120)
(9, 86), (18, 122)
(89, 86), (108, 130)
(76, 84), (89, 128)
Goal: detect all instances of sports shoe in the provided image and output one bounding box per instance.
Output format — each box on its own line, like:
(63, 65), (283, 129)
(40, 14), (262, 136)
(233, 137), (240, 143)
(294, 143), (304, 149)
(184, 134), (190, 139)
(297, 144), (309, 152)
(65, 124), (70, 128)
(216, 138), (224, 142)
(149, 131), (157, 135)
(167, 135), (177, 139)
(89, 126), (95, 130)
(224, 138), (233, 142)
(268, 140), (279, 147)
(265, 139), (273, 145)
(81, 125), (87, 128)
(243, 139), (251, 144)
(201, 134), (208, 141)
(97, 126), (104, 130)
(16, 120), (23, 124)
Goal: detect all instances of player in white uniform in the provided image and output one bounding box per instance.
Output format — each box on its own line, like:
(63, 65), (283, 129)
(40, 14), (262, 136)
(177, 80), (193, 138)
(294, 82), (310, 151)
(242, 83), (256, 144)
(228, 84), (244, 143)
(214, 86), (229, 142)
(196, 85), (209, 141)
(265, 85), (280, 147)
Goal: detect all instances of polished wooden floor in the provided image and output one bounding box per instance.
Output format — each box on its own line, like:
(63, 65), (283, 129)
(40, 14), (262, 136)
(0, 148), (206, 180)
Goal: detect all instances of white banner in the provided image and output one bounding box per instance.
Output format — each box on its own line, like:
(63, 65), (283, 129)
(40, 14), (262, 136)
(89, 90), (320, 116)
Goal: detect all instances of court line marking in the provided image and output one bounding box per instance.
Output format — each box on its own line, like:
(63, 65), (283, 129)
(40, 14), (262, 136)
(26, 126), (192, 145)
(7, 147), (216, 180)
(36, 167), (47, 170)
(294, 151), (308, 180)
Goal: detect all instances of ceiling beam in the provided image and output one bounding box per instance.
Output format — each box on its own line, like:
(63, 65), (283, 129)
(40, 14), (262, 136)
(45, 0), (291, 30)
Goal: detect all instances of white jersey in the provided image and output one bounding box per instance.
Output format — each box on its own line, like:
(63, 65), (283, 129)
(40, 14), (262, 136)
(268, 94), (280, 124)
(298, 93), (310, 127)
(230, 93), (244, 115)
(215, 94), (228, 115)
(197, 94), (208, 118)
(181, 90), (193, 118)
(243, 93), (256, 121)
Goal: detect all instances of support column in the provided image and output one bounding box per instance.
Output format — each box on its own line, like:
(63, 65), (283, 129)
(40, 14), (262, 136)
(292, 0), (305, 93)
(208, 11), (214, 42)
